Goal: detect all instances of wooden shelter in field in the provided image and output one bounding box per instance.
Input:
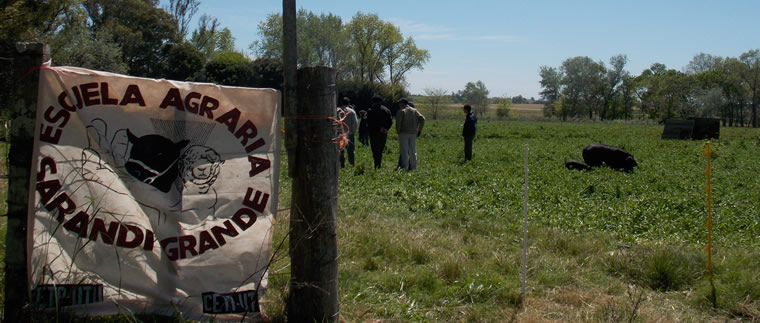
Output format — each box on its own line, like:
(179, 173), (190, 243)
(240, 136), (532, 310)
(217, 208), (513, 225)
(662, 118), (720, 140)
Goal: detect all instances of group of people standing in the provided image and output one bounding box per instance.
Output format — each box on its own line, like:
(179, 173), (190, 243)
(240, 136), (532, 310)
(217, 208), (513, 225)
(336, 95), (477, 170)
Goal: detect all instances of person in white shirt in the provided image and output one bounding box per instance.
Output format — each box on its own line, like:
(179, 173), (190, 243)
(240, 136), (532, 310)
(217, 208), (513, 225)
(395, 98), (425, 170)
(337, 97), (358, 168)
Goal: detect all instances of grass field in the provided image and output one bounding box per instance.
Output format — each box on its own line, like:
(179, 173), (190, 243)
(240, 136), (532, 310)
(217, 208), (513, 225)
(2, 117), (759, 322)
(264, 118), (760, 322)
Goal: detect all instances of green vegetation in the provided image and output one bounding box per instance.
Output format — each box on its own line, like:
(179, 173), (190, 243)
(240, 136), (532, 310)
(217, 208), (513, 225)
(1, 115), (758, 321)
(538, 52), (760, 126)
(265, 116), (760, 321)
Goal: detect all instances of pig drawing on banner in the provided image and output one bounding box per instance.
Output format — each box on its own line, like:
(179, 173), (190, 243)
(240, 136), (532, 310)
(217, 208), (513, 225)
(29, 65), (280, 320)
(85, 118), (226, 225)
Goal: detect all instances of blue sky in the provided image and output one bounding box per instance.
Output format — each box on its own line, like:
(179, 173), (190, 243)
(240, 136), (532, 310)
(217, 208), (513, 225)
(169, 0), (759, 98)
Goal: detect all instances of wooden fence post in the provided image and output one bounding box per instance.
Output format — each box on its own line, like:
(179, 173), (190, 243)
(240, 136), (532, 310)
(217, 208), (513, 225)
(4, 42), (48, 321)
(287, 66), (339, 322)
(282, 0), (298, 177)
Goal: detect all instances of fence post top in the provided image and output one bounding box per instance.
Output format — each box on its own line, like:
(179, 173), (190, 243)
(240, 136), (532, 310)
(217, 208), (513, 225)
(15, 42), (48, 54)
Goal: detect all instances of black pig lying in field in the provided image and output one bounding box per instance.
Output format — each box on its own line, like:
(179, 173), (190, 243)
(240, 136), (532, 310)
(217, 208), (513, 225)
(565, 144), (638, 172)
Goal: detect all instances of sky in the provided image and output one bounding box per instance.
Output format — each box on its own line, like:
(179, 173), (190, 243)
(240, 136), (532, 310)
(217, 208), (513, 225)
(166, 0), (760, 98)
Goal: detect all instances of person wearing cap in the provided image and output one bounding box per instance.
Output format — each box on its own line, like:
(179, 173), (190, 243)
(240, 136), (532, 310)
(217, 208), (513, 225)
(337, 97), (358, 168)
(462, 104), (477, 161)
(367, 94), (393, 168)
(395, 98), (425, 170)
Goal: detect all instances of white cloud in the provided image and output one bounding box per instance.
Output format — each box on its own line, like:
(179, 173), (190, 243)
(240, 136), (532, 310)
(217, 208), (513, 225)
(389, 18), (518, 43)
(390, 18), (455, 40)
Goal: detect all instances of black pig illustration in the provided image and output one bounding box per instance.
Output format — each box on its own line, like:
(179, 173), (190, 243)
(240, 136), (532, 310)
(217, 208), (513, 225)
(124, 130), (189, 193)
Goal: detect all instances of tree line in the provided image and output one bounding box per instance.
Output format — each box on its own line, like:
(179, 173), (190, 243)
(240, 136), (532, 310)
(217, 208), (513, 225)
(252, 9), (430, 112)
(1, 0), (430, 115)
(539, 52), (760, 127)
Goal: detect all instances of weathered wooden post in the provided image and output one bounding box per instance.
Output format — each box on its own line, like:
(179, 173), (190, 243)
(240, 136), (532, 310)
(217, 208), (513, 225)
(287, 66), (339, 322)
(283, 0), (298, 177)
(4, 42), (48, 321)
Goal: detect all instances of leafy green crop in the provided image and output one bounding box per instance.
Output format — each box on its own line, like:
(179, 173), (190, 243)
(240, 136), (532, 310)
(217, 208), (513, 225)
(270, 120), (760, 321)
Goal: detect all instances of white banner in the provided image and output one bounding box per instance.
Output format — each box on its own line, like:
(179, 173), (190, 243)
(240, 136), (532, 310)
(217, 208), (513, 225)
(28, 66), (280, 320)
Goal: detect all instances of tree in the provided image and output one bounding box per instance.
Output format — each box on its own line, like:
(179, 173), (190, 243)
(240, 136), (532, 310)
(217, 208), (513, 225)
(204, 50), (255, 86)
(636, 63), (695, 121)
(685, 53), (723, 75)
(722, 57), (750, 126)
(252, 10), (347, 70)
(511, 95), (527, 104)
(384, 37), (430, 89)
(497, 96), (512, 118)
(190, 14), (239, 62)
(560, 56), (605, 120)
(166, 0), (199, 39)
(739, 49), (760, 127)
(0, 0), (78, 47)
(50, 27), (129, 74)
(251, 57), (283, 90)
(539, 65), (563, 117)
(250, 13), (283, 58)
(162, 41), (204, 81)
(600, 54), (629, 120)
(618, 74), (638, 120)
(424, 87), (449, 120)
(84, 0), (181, 77)
(462, 81), (490, 117)
(251, 9), (428, 101)
(345, 12), (401, 83)
(299, 10), (347, 69)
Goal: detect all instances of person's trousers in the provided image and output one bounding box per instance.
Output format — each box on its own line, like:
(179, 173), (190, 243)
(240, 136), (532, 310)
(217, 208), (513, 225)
(398, 133), (417, 170)
(464, 135), (474, 160)
(369, 132), (387, 168)
(340, 132), (355, 167)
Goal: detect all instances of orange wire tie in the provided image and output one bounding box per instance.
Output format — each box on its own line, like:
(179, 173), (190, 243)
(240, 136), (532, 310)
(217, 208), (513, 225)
(283, 113), (349, 150)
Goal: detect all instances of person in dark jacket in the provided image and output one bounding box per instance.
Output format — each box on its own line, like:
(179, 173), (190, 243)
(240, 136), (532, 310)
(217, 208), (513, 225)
(462, 104), (477, 161)
(358, 109), (369, 146)
(367, 94), (393, 168)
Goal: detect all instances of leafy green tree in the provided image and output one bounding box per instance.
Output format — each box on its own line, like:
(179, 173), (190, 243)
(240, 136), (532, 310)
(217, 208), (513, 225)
(345, 12), (401, 83)
(204, 50), (255, 86)
(600, 54), (629, 120)
(722, 57), (751, 126)
(560, 56), (605, 120)
(618, 74), (638, 120)
(686, 53), (723, 75)
(497, 96), (512, 118)
(251, 10), (347, 70)
(384, 37), (430, 89)
(636, 63), (695, 121)
(0, 0), (78, 47)
(739, 49), (760, 127)
(299, 10), (347, 69)
(189, 14), (237, 62)
(251, 57), (283, 90)
(50, 28), (129, 74)
(539, 66), (562, 117)
(162, 41), (204, 81)
(462, 81), (490, 117)
(251, 9), (427, 99)
(84, 0), (180, 77)
(250, 13), (283, 58)
(511, 95), (527, 104)
(337, 80), (403, 112)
